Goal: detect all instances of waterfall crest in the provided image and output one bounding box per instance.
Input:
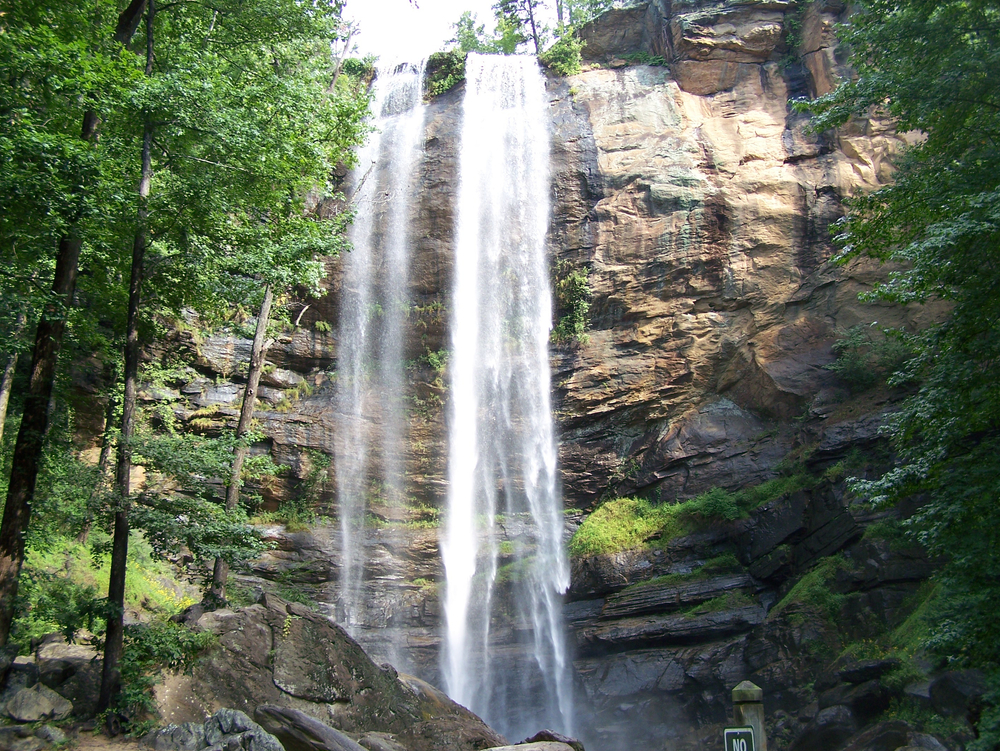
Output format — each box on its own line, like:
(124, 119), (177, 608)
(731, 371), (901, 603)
(441, 53), (573, 739)
(335, 61), (426, 653)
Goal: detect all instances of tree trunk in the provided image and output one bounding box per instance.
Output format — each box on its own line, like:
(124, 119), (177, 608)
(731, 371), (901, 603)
(0, 242), (82, 647)
(556, 0), (564, 26)
(0, 0), (148, 650)
(0, 313), (26, 446)
(97, 1), (154, 716)
(526, 1), (540, 53)
(208, 284), (274, 604)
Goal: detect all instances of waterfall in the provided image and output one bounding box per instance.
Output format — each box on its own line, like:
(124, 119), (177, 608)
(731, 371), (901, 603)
(441, 53), (573, 739)
(335, 61), (426, 653)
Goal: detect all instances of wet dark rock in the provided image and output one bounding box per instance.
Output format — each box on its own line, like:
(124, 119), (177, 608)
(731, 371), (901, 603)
(600, 574), (757, 619)
(578, 605), (766, 654)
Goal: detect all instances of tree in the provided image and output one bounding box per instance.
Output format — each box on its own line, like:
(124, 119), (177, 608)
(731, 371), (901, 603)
(449, 11), (493, 53)
(493, 0), (543, 53)
(0, 0), (145, 649)
(804, 0), (1000, 744)
(88, 0), (366, 712)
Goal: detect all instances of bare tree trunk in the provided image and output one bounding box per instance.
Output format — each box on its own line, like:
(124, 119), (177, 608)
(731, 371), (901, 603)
(556, 0), (564, 26)
(208, 284), (274, 604)
(0, 314), (26, 446)
(0, 0), (148, 651)
(97, 0), (154, 717)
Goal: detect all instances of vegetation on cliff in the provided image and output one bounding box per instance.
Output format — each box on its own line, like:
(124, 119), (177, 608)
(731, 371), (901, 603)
(804, 0), (1000, 744)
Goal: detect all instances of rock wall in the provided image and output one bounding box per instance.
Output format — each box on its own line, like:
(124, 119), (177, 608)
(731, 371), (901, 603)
(130, 1), (958, 749)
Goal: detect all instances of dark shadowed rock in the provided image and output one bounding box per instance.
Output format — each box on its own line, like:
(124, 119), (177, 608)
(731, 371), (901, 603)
(789, 705), (858, 751)
(255, 706), (366, 751)
(818, 679), (891, 722)
(929, 669), (988, 719)
(839, 720), (916, 751)
(838, 658), (901, 685)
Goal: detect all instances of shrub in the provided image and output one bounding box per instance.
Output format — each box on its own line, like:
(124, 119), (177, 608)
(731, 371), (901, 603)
(552, 262), (591, 343)
(827, 325), (913, 393)
(568, 497), (683, 557)
(424, 51), (466, 98)
(540, 34), (583, 76)
(115, 620), (216, 731)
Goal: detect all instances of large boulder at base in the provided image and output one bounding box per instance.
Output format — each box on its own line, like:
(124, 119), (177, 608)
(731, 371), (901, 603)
(2, 685), (71, 723)
(255, 705), (367, 751)
(155, 595), (506, 751)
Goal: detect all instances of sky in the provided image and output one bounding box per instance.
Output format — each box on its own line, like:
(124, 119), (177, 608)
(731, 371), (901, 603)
(343, 0), (557, 62)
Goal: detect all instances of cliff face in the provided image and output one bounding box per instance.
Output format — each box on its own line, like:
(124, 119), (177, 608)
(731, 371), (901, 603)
(137, 2), (952, 748)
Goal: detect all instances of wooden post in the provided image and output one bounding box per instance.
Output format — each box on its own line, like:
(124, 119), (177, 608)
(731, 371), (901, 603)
(733, 681), (766, 751)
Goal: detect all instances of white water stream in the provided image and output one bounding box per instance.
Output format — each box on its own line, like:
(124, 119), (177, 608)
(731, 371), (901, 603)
(335, 62), (426, 648)
(441, 53), (573, 739)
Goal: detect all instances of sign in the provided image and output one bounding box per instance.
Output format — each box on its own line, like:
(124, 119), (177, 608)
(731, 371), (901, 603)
(725, 727), (755, 751)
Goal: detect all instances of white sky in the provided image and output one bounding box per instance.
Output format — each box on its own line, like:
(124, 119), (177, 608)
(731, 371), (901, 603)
(344, 0), (557, 62)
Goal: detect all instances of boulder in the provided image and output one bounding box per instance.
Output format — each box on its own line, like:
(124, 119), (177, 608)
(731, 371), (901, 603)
(143, 709), (282, 751)
(929, 669), (988, 719)
(519, 730), (585, 751)
(818, 679), (891, 723)
(355, 733), (406, 751)
(254, 705), (366, 751)
(154, 596), (506, 751)
(34, 726), (67, 746)
(0, 727), (32, 751)
(4, 687), (54, 723)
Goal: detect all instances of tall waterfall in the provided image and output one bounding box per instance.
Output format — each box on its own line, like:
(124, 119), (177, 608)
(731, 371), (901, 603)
(441, 53), (573, 739)
(335, 61), (426, 649)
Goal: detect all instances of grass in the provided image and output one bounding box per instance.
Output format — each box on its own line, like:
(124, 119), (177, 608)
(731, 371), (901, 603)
(683, 591), (755, 618)
(769, 555), (851, 622)
(619, 553), (743, 593)
(11, 533), (198, 654)
(569, 472), (815, 557)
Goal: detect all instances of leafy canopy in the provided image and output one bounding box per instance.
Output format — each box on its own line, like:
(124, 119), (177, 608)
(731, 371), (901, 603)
(803, 0), (1000, 744)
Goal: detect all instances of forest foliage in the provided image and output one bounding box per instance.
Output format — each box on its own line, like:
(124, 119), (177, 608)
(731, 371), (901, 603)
(0, 0), (369, 725)
(804, 0), (1000, 744)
